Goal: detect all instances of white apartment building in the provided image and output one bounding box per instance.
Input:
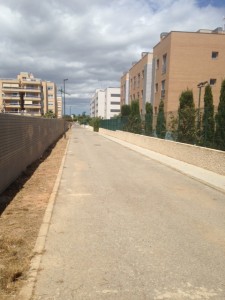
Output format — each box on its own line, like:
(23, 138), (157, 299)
(90, 89), (105, 118)
(90, 87), (121, 119)
(104, 87), (121, 119)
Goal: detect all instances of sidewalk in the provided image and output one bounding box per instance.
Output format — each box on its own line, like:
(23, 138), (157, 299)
(99, 132), (225, 194)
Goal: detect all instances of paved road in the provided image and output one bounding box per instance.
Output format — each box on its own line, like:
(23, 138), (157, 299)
(33, 126), (225, 300)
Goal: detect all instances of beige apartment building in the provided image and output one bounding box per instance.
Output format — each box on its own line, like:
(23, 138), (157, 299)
(120, 72), (129, 106)
(0, 72), (58, 117)
(121, 52), (153, 114)
(153, 27), (225, 116)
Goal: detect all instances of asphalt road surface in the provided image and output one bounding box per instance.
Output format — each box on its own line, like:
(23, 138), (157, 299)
(33, 126), (225, 300)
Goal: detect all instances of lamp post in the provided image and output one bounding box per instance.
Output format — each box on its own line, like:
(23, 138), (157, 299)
(197, 81), (208, 131)
(63, 78), (68, 115)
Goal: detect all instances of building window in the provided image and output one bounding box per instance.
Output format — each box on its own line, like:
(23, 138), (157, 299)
(111, 94), (120, 97)
(134, 76), (136, 89)
(162, 53), (167, 74)
(137, 92), (139, 100)
(210, 78), (217, 85)
(142, 70), (144, 79)
(212, 51), (219, 59)
(155, 83), (158, 93)
(111, 101), (120, 105)
(154, 106), (157, 114)
(156, 59), (159, 70)
(161, 80), (166, 98)
(137, 73), (140, 88)
(110, 109), (120, 112)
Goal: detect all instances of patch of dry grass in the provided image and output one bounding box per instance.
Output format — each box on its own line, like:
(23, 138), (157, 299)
(0, 132), (69, 299)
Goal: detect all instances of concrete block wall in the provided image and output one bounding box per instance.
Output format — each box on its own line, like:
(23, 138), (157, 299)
(99, 128), (225, 176)
(0, 114), (67, 194)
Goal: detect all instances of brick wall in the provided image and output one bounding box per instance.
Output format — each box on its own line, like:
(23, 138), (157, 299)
(0, 114), (67, 194)
(99, 128), (225, 176)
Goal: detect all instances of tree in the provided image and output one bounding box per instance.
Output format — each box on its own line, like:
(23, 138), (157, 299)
(202, 84), (215, 147)
(145, 102), (153, 136)
(126, 100), (142, 134)
(44, 110), (56, 118)
(121, 104), (131, 116)
(177, 90), (196, 144)
(156, 100), (166, 139)
(215, 79), (225, 150)
(90, 117), (101, 132)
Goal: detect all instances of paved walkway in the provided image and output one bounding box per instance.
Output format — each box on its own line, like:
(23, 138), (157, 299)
(22, 126), (225, 300)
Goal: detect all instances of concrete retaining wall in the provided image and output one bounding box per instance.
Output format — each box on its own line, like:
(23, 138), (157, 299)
(0, 114), (67, 194)
(99, 128), (225, 176)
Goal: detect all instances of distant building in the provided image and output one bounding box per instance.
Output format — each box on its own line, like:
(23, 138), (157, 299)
(57, 96), (62, 118)
(90, 87), (121, 119)
(120, 72), (129, 106)
(0, 72), (58, 117)
(90, 89), (105, 118)
(153, 28), (225, 115)
(120, 52), (153, 114)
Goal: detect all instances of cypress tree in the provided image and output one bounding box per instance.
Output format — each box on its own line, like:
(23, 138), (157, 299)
(127, 100), (142, 134)
(215, 79), (225, 150)
(202, 84), (215, 147)
(177, 89), (196, 144)
(156, 100), (166, 139)
(145, 102), (153, 136)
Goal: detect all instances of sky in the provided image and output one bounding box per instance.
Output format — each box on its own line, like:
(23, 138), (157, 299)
(0, 0), (225, 115)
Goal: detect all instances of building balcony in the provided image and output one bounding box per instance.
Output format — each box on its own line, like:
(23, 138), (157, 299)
(2, 86), (41, 92)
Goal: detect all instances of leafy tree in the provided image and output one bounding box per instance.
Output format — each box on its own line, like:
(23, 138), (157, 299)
(202, 84), (215, 147)
(156, 100), (166, 139)
(121, 104), (131, 116)
(215, 79), (225, 150)
(126, 100), (142, 134)
(44, 110), (56, 119)
(177, 90), (196, 144)
(145, 102), (153, 136)
(90, 117), (101, 132)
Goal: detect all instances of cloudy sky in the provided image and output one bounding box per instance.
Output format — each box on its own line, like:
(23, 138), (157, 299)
(0, 0), (225, 115)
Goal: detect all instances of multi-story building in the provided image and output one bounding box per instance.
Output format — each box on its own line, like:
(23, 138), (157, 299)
(120, 52), (153, 114)
(57, 96), (62, 118)
(153, 27), (225, 116)
(90, 89), (105, 118)
(42, 81), (57, 116)
(104, 87), (121, 119)
(0, 72), (58, 117)
(120, 72), (129, 106)
(90, 87), (121, 119)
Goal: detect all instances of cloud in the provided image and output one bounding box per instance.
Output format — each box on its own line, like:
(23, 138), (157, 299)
(0, 0), (224, 114)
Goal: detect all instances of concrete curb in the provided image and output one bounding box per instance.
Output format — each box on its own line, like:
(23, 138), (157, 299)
(18, 131), (72, 300)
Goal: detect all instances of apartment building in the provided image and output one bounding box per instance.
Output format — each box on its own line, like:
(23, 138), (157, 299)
(90, 87), (121, 119)
(42, 81), (57, 116)
(153, 27), (225, 115)
(104, 87), (120, 119)
(120, 72), (129, 106)
(0, 72), (58, 117)
(121, 52), (153, 114)
(57, 96), (62, 118)
(90, 89), (105, 118)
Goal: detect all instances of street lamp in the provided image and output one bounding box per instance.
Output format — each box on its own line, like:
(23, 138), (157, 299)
(197, 81), (208, 130)
(63, 78), (68, 115)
